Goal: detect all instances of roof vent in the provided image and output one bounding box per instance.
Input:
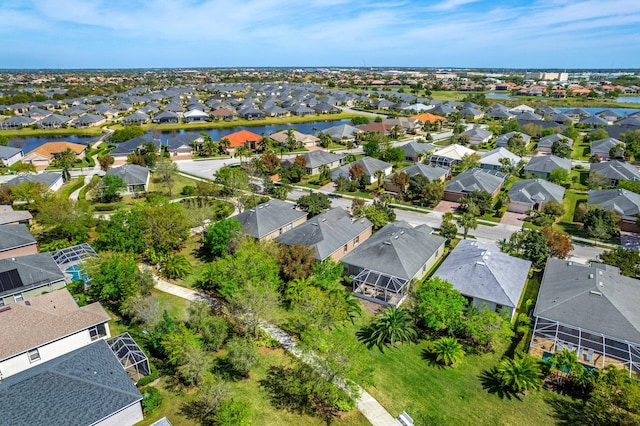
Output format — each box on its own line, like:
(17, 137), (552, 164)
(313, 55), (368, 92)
(400, 230), (405, 235)
(25, 301), (31, 306)
(312, 223), (318, 226)
(322, 218), (327, 222)
(476, 261), (485, 266)
(394, 235), (399, 239)
(360, 219), (365, 223)
(258, 205), (264, 209)
(590, 290), (603, 296)
(567, 261), (572, 266)
(599, 281), (604, 288)
(264, 203), (270, 207)
(383, 241), (391, 245)
(589, 274), (594, 279)
(599, 270), (603, 276)
(0, 306), (11, 313)
(250, 209), (255, 213)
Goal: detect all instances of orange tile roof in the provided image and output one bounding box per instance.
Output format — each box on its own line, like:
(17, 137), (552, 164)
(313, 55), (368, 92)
(32, 141), (87, 158)
(410, 113), (446, 123)
(222, 130), (262, 147)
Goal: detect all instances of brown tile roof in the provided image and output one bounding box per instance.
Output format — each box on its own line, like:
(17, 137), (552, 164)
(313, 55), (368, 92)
(0, 289), (110, 361)
(32, 142), (87, 159)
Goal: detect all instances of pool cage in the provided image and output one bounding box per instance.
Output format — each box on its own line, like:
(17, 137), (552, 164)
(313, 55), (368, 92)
(352, 269), (410, 308)
(107, 333), (151, 382)
(52, 243), (98, 282)
(529, 316), (640, 376)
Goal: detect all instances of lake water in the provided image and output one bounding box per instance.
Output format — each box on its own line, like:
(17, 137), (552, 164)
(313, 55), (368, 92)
(8, 134), (97, 154)
(10, 119), (350, 153)
(485, 92), (514, 100)
(616, 96), (640, 104)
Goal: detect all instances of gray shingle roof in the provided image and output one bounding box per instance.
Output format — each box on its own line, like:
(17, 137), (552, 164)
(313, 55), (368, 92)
(0, 145), (22, 160)
(590, 160), (640, 181)
(275, 208), (372, 260)
(106, 164), (150, 186)
(588, 188), (640, 220)
(318, 123), (362, 140)
(401, 142), (437, 159)
(524, 155), (571, 174)
(341, 221), (445, 280)
(434, 239), (531, 308)
(480, 147), (522, 167)
(538, 133), (573, 148)
(389, 164), (450, 182)
(0, 339), (142, 426)
(6, 172), (62, 190)
(233, 199), (307, 239)
(295, 150), (345, 170)
(0, 253), (66, 298)
(445, 168), (506, 194)
(331, 157), (392, 181)
(0, 224), (36, 252)
(534, 258), (640, 343)
(508, 179), (565, 205)
(495, 132), (531, 148)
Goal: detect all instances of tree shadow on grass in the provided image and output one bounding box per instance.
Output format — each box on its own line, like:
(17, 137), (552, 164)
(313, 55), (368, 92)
(211, 357), (244, 382)
(544, 393), (586, 425)
(478, 367), (519, 400)
(420, 348), (447, 369)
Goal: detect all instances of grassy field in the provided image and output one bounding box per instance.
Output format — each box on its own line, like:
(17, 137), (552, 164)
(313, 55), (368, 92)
(554, 190), (587, 235)
(137, 348), (369, 426)
(364, 340), (563, 426)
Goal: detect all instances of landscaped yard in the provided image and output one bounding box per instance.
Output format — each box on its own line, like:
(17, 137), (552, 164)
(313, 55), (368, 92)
(554, 190), (587, 235)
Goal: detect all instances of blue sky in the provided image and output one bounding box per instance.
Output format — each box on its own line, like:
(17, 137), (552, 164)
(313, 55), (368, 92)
(1, 0), (639, 69)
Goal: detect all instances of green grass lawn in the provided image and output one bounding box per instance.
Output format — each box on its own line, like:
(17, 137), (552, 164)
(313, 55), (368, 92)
(148, 173), (202, 197)
(59, 176), (85, 199)
(364, 340), (564, 426)
(554, 190), (587, 235)
(138, 348), (369, 426)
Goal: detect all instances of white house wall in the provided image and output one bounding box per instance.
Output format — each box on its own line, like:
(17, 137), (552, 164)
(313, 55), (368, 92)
(95, 402), (143, 426)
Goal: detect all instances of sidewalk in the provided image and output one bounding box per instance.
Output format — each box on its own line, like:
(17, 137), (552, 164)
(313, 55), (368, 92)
(148, 269), (400, 426)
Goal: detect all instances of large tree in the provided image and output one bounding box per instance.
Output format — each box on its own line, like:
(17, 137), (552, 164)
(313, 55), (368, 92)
(202, 218), (243, 257)
(414, 276), (467, 333)
(84, 251), (143, 310)
(154, 157), (179, 196)
(297, 192), (331, 216)
(582, 206), (620, 241)
(94, 208), (146, 254)
(141, 203), (190, 257)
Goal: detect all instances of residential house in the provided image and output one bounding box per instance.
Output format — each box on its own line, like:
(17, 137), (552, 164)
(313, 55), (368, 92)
(109, 135), (161, 166)
(538, 134), (573, 154)
(580, 115), (609, 127)
(37, 114), (71, 129)
(183, 109), (210, 123)
(72, 114), (106, 128)
(21, 141), (87, 171)
(0, 288), (110, 378)
(443, 168), (506, 202)
(507, 179), (565, 213)
(588, 188), (640, 232)
(211, 107), (239, 120)
(523, 155), (571, 179)
(590, 137), (625, 161)
(166, 133), (203, 159)
(401, 141), (437, 163)
(590, 160), (640, 185)
(270, 130), (320, 148)
(232, 199), (308, 240)
(152, 110), (180, 124)
(384, 164), (450, 194)
(6, 172), (64, 192)
(120, 111), (149, 125)
(0, 253), (67, 306)
(358, 122), (393, 135)
(0, 339), (143, 426)
(282, 150), (345, 175)
(410, 112), (446, 127)
(343, 221), (446, 307)
(331, 157), (393, 184)
(597, 109), (622, 125)
(0, 146), (23, 167)
(461, 107), (485, 120)
(429, 144), (476, 167)
(0, 224), (38, 260)
(529, 259), (640, 373)
(434, 239), (531, 320)
(495, 131), (531, 149)
(275, 208), (373, 262)
(223, 130), (262, 151)
(0, 116), (36, 130)
(479, 148), (522, 171)
(105, 164), (150, 194)
(317, 123), (362, 143)
(0, 205), (33, 225)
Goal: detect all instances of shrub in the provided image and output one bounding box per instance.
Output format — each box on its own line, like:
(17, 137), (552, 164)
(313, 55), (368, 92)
(141, 386), (162, 415)
(136, 362), (158, 387)
(181, 185), (195, 196)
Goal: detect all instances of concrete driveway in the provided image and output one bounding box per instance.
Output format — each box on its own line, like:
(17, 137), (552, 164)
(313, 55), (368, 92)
(500, 211), (526, 227)
(433, 200), (459, 213)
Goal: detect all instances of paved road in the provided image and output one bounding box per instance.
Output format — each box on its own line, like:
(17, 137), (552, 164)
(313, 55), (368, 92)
(149, 269), (400, 426)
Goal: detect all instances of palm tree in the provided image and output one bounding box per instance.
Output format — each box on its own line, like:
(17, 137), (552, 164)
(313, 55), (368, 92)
(548, 349), (582, 386)
(390, 125), (403, 140)
(161, 253), (192, 279)
(357, 307), (417, 349)
(55, 148), (76, 182)
(457, 213), (477, 239)
(235, 145), (249, 164)
(431, 337), (465, 367)
(220, 138), (231, 154)
(496, 353), (544, 394)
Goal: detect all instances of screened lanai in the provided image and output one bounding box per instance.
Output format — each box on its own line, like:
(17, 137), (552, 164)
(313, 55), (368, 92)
(352, 269), (409, 308)
(108, 333), (150, 381)
(529, 316), (640, 375)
